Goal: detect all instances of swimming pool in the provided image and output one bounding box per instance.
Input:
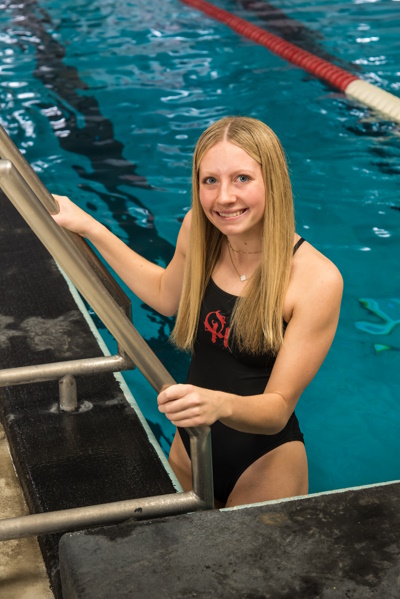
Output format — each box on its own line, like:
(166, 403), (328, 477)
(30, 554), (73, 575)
(1, 0), (399, 494)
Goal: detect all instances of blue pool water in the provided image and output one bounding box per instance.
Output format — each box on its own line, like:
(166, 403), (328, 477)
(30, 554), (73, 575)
(1, 0), (399, 494)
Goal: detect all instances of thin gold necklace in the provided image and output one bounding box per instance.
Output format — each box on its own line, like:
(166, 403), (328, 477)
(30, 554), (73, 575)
(227, 240), (262, 255)
(228, 243), (249, 282)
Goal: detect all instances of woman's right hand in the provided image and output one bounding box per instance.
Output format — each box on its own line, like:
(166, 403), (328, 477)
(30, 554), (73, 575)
(51, 195), (98, 238)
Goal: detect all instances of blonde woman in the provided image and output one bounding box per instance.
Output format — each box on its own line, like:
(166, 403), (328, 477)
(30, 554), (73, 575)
(53, 117), (343, 508)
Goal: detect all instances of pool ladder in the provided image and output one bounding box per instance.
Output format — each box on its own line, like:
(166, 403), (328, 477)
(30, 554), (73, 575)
(0, 123), (214, 541)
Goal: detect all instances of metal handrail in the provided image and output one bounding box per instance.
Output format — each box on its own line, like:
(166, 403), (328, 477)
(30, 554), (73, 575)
(0, 355), (132, 387)
(0, 159), (172, 391)
(0, 132), (214, 539)
(0, 123), (132, 319)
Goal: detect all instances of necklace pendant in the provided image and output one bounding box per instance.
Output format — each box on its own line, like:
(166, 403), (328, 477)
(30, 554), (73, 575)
(240, 274), (246, 282)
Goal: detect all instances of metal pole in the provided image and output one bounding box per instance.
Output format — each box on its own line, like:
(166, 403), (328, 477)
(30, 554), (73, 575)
(0, 159), (215, 526)
(59, 375), (78, 412)
(190, 428), (214, 508)
(0, 123), (132, 318)
(0, 354), (134, 387)
(0, 123), (57, 212)
(0, 160), (174, 393)
(0, 491), (202, 541)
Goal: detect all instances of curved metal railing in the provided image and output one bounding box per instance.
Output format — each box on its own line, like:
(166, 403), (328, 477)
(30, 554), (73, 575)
(0, 124), (213, 540)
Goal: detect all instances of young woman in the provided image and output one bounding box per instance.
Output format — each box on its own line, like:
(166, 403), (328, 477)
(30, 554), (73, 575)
(53, 116), (343, 508)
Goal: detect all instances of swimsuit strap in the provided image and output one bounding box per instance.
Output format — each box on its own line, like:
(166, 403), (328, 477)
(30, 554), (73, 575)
(293, 237), (305, 255)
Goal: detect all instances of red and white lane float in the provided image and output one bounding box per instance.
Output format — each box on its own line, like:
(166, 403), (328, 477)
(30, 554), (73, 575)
(180, 0), (400, 124)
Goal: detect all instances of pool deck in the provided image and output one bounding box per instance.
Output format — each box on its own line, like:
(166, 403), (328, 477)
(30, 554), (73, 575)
(1, 189), (400, 598)
(0, 422), (53, 599)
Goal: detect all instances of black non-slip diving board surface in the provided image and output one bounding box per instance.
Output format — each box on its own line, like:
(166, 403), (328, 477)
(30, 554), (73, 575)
(59, 481), (400, 599)
(0, 191), (176, 597)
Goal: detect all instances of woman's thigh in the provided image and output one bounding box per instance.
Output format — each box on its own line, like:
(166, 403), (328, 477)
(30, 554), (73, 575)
(225, 441), (308, 508)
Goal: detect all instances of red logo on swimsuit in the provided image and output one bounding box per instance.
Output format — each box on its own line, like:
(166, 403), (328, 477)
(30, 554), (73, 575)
(204, 310), (230, 348)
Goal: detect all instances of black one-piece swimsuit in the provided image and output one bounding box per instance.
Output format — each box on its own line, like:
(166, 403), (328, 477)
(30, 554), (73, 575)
(178, 238), (305, 504)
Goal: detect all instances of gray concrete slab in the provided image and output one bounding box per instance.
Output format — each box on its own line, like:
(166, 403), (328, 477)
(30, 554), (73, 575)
(59, 481), (400, 599)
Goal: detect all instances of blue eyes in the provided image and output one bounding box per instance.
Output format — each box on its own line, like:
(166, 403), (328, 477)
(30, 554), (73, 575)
(202, 175), (250, 185)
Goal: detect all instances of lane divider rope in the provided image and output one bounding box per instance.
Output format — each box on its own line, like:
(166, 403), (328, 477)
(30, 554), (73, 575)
(180, 0), (400, 124)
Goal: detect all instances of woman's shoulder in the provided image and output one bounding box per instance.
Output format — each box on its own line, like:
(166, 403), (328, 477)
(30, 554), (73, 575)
(179, 209), (193, 238)
(284, 237), (343, 322)
(175, 210), (192, 255)
(296, 238), (342, 290)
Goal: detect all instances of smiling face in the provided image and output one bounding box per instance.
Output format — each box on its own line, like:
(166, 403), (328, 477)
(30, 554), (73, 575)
(198, 140), (266, 244)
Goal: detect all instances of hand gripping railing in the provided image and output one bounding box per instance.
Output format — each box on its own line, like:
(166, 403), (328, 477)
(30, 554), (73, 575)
(0, 125), (213, 541)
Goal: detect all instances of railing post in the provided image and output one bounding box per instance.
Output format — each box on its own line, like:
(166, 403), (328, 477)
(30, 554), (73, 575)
(190, 427), (214, 508)
(59, 375), (78, 412)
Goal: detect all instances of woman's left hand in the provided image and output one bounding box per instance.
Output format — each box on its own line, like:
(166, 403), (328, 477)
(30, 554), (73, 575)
(157, 384), (228, 428)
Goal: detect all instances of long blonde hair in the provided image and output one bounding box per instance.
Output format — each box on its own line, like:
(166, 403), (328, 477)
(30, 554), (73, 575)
(171, 116), (295, 355)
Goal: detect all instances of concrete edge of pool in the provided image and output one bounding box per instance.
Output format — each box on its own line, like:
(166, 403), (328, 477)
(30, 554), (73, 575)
(59, 480), (400, 599)
(1, 191), (399, 598)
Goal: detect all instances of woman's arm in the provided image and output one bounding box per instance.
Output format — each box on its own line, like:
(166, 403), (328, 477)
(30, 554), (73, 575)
(52, 195), (191, 316)
(157, 249), (343, 433)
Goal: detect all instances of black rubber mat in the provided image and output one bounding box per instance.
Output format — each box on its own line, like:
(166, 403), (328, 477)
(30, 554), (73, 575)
(0, 192), (176, 597)
(59, 482), (400, 599)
